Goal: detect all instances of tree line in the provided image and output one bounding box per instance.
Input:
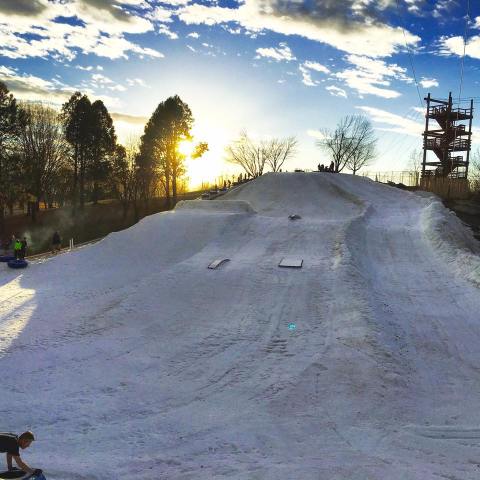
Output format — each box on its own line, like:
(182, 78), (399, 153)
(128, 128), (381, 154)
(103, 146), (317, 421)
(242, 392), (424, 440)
(0, 82), (207, 231)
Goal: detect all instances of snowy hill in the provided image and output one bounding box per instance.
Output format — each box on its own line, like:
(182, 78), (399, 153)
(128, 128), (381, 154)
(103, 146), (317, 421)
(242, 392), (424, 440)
(1, 172), (480, 479)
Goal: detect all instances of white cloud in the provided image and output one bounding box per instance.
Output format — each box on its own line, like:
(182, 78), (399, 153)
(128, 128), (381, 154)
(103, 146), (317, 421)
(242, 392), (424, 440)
(223, 26), (242, 35)
(126, 78), (148, 87)
(433, 0), (458, 19)
(108, 84), (127, 92)
(117, 0), (150, 6)
(420, 77), (439, 88)
(298, 60), (330, 87)
(91, 73), (128, 93)
(187, 32), (200, 38)
(177, 0), (420, 58)
(92, 73), (114, 84)
(303, 61), (330, 74)
(0, 0), (163, 61)
(357, 106), (423, 136)
(404, 0), (423, 14)
(326, 85), (348, 98)
(0, 66), (121, 108)
(299, 66), (318, 86)
(158, 24), (178, 39)
(111, 112), (148, 124)
(157, 0), (191, 5)
(256, 43), (296, 62)
(438, 35), (480, 59)
(148, 6), (174, 23)
(307, 129), (327, 140)
(336, 54), (412, 98)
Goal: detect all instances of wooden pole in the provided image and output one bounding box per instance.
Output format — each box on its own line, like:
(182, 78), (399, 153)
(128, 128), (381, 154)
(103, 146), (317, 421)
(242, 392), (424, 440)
(422, 93), (430, 179)
(465, 98), (473, 178)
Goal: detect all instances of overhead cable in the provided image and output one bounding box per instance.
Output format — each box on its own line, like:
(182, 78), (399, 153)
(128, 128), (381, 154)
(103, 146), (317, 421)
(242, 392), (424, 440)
(457, 0), (471, 107)
(395, 0), (424, 109)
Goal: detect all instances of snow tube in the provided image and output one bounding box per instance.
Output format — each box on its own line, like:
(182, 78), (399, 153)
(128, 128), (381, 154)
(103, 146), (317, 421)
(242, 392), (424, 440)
(0, 255), (15, 263)
(7, 259), (28, 269)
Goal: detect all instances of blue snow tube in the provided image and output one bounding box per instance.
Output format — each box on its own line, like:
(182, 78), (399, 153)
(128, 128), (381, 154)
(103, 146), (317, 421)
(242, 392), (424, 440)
(7, 259), (28, 269)
(0, 255), (15, 263)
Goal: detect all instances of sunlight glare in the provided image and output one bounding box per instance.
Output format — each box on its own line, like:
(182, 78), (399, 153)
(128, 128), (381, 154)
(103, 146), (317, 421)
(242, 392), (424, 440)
(178, 140), (195, 157)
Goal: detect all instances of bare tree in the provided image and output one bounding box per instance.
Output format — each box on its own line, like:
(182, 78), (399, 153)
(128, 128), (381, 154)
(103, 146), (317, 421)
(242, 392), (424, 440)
(470, 149), (480, 193)
(111, 135), (142, 220)
(19, 102), (68, 221)
(317, 115), (377, 173)
(264, 137), (297, 172)
(408, 148), (422, 187)
(347, 137), (376, 175)
(226, 131), (265, 178)
(226, 131), (297, 177)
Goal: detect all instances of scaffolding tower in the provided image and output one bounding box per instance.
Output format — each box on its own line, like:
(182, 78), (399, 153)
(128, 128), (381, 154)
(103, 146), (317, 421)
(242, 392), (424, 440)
(422, 92), (473, 179)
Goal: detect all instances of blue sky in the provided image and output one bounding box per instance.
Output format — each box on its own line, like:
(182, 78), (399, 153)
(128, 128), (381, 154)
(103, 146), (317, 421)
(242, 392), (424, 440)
(1, 0), (480, 185)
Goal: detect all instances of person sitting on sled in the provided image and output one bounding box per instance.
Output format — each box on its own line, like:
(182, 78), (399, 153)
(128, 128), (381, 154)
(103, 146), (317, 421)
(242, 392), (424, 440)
(0, 431), (40, 475)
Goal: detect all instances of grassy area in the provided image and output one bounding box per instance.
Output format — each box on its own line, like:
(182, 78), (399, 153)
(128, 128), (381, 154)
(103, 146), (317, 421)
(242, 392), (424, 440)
(2, 192), (202, 256)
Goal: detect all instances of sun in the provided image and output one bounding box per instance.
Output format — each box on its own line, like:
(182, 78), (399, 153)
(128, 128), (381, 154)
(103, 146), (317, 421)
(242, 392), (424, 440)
(178, 139), (195, 157)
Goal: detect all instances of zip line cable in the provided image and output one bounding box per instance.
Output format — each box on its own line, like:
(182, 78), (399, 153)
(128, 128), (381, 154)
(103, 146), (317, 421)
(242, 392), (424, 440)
(377, 109), (423, 159)
(377, 108), (421, 158)
(395, 0), (424, 108)
(457, 0), (471, 107)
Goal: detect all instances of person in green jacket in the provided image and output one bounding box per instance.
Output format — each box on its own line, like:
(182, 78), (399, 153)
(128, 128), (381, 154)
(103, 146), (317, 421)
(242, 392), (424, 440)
(14, 237), (22, 260)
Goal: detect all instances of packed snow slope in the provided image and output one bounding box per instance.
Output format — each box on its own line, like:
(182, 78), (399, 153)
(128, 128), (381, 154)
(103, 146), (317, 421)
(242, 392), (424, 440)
(1, 172), (480, 480)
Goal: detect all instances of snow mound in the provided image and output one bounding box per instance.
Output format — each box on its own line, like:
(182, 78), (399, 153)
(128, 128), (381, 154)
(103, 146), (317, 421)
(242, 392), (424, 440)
(175, 199), (256, 214)
(3, 172), (480, 479)
(421, 198), (480, 286)
(223, 172), (364, 218)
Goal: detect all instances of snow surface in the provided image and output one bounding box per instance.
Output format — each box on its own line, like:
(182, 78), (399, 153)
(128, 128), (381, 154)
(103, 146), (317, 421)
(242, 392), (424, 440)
(1, 172), (480, 479)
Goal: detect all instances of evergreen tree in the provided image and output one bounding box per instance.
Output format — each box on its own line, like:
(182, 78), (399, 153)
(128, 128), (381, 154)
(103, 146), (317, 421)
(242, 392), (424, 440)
(88, 100), (116, 204)
(111, 144), (131, 219)
(62, 93), (92, 212)
(140, 95), (194, 207)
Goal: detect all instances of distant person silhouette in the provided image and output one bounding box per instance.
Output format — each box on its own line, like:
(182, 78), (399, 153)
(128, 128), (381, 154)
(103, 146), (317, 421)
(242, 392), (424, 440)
(20, 237), (27, 259)
(52, 231), (61, 253)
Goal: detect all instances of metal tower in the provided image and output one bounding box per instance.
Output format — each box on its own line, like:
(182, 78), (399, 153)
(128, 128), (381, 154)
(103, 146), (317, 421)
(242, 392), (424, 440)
(422, 92), (473, 179)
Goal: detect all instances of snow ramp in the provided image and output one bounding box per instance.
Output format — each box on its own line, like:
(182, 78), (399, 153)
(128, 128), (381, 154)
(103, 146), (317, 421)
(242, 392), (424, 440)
(1, 173), (480, 479)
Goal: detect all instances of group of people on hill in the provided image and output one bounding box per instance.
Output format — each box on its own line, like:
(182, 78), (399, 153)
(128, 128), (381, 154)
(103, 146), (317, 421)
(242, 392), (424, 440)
(2, 231), (62, 258)
(318, 161), (336, 173)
